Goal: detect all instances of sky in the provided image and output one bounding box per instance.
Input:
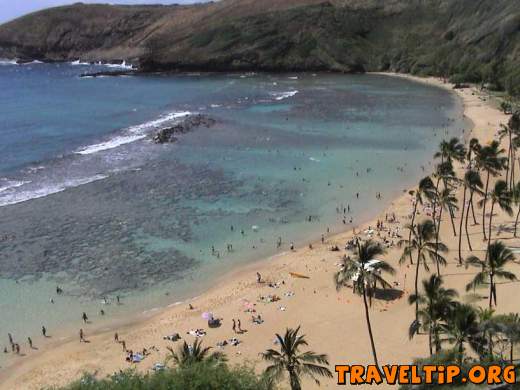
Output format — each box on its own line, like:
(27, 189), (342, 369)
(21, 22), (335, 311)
(0, 0), (205, 23)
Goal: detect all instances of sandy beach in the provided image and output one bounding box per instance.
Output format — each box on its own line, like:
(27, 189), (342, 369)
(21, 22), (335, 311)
(1, 73), (518, 389)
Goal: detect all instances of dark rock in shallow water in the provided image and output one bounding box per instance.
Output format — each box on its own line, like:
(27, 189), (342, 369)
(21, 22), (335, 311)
(153, 114), (216, 144)
(80, 70), (138, 78)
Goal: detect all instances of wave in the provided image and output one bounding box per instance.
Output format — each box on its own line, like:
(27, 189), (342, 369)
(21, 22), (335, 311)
(270, 90), (299, 101)
(97, 61), (136, 70)
(0, 179), (31, 193)
(76, 111), (192, 155)
(21, 60), (43, 65)
(76, 134), (147, 155)
(0, 174), (108, 207)
(70, 60), (90, 66)
(0, 59), (18, 66)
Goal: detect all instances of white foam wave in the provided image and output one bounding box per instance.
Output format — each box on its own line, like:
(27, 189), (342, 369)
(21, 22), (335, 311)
(0, 174), (108, 207)
(126, 111), (191, 134)
(0, 59), (18, 66)
(76, 135), (147, 155)
(70, 59), (90, 66)
(21, 60), (43, 65)
(271, 90), (299, 101)
(101, 61), (135, 70)
(0, 179), (30, 193)
(75, 111), (192, 155)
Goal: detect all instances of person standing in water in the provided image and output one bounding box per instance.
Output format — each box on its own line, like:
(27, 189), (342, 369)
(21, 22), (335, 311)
(82, 312), (88, 324)
(41, 326), (47, 337)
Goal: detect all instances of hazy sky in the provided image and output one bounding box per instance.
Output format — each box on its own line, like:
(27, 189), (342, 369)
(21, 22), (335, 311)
(0, 1), (205, 23)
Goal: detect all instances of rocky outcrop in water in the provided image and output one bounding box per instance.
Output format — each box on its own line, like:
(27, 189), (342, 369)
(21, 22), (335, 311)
(153, 115), (216, 144)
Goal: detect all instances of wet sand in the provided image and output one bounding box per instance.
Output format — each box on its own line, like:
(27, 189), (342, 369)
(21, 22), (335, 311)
(1, 74), (518, 389)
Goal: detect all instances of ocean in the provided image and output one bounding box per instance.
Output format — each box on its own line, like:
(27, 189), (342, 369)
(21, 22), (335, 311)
(0, 62), (466, 358)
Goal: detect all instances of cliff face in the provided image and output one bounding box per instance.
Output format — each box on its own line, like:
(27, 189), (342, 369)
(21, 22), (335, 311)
(0, 0), (519, 94)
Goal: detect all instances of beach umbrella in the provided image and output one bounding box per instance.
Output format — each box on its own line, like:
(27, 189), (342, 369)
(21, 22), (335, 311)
(202, 312), (213, 320)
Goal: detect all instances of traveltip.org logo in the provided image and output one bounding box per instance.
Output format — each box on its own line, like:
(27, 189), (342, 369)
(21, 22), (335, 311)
(335, 364), (516, 386)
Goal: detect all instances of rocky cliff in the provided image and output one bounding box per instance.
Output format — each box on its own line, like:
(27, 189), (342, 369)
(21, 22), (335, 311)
(0, 0), (519, 94)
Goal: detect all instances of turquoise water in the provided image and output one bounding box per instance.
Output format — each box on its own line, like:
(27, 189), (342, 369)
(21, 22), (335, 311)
(0, 64), (465, 360)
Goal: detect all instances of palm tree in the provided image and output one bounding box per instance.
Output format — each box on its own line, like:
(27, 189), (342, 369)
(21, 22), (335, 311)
(434, 137), (466, 165)
(476, 141), (507, 240)
(480, 180), (512, 251)
(465, 241), (517, 308)
(166, 339), (226, 367)
(476, 307), (497, 359)
(498, 124), (514, 190)
(334, 240), (395, 367)
(512, 182), (520, 237)
(466, 138), (481, 167)
(407, 176), (436, 265)
(465, 139), (482, 225)
(261, 326), (332, 390)
(442, 304), (481, 364)
(408, 274), (458, 355)
(432, 160), (457, 223)
(464, 170), (484, 251)
(436, 187), (458, 243)
(399, 220), (447, 321)
(495, 313), (520, 363)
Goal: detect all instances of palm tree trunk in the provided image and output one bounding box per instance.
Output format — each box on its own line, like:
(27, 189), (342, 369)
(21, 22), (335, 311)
(471, 197), (478, 225)
(448, 203), (457, 237)
(289, 368), (301, 390)
(408, 200), (418, 265)
(487, 201), (495, 259)
(506, 134), (512, 189)
(514, 206), (520, 237)
(428, 327), (433, 356)
(489, 273), (494, 309)
(362, 284), (379, 367)
(482, 171), (490, 240)
(435, 208), (443, 276)
(458, 342), (464, 365)
(458, 185), (467, 264)
(435, 332), (442, 354)
(465, 191), (473, 251)
(414, 251), (421, 321)
(510, 343), (514, 364)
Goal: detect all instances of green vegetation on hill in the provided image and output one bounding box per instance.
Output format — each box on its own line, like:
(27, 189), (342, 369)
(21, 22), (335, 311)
(0, 0), (518, 95)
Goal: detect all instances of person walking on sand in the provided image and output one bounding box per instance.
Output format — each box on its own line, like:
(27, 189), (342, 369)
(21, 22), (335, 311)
(256, 272), (262, 283)
(122, 340), (126, 351)
(79, 329), (84, 342)
(27, 337), (33, 349)
(237, 319), (242, 333)
(114, 332), (119, 343)
(232, 319), (236, 333)
(82, 312), (88, 324)
(41, 326), (46, 337)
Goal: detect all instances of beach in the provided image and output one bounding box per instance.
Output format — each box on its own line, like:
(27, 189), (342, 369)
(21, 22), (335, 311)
(1, 73), (518, 389)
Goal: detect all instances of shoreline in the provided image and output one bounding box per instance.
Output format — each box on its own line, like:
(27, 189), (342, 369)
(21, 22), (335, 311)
(1, 73), (514, 389)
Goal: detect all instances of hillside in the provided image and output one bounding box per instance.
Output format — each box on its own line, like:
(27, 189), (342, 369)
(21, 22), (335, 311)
(0, 0), (519, 95)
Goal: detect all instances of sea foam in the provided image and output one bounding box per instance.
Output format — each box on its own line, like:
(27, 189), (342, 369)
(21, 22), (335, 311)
(75, 111), (192, 155)
(271, 90), (299, 101)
